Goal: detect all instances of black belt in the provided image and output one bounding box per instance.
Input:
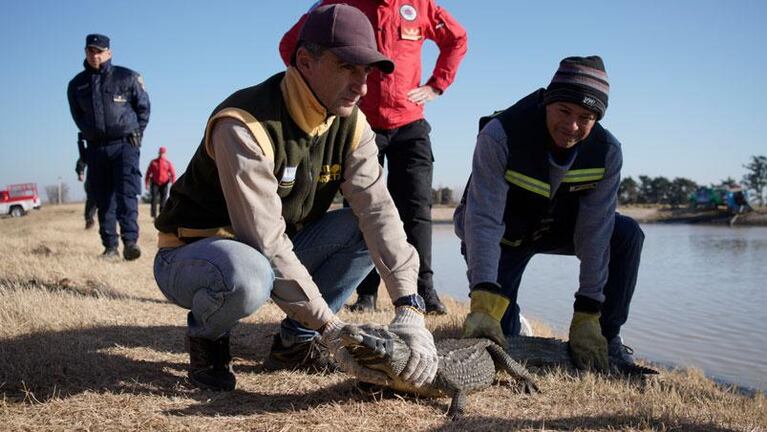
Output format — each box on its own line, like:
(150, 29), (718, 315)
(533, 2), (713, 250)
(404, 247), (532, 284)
(87, 136), (129, 147)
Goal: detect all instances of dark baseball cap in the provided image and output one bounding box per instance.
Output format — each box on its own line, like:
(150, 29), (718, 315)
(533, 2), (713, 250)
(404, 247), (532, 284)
(298, 4), (394, 74)
(85, 34), (110, 51)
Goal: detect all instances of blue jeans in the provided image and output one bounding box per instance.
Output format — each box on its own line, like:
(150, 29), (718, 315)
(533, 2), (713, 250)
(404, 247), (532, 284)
(153, 208), (373, 341)
(495, 213), (644, 340)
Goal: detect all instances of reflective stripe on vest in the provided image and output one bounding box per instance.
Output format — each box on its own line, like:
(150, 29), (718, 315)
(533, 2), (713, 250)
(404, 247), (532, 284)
(505, 167), (606, 200)
(505, 170), (550, 198)
(562, 168), (606, 183)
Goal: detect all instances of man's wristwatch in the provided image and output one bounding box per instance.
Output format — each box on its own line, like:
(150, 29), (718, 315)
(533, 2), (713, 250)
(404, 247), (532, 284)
(393, 294), (426, 313)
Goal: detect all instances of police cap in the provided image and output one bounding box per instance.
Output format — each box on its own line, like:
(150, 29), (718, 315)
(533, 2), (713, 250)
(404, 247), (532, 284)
(85, 34), (110, 51)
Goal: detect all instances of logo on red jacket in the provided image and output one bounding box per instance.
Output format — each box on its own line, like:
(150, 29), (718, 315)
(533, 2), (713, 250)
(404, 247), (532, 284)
(400, 4), (417, 21)
(401, 27), (422, 41)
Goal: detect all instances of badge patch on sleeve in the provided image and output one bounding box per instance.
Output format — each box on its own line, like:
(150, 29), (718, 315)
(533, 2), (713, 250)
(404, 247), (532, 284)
(401, 26), (422, 41)
(569, 182), (598, 192)
(137, 75), (146, 91)
(280, 166), (297, 187)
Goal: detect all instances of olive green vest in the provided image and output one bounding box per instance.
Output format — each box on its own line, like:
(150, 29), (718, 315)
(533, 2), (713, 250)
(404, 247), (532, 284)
(155, 72), (359, 240)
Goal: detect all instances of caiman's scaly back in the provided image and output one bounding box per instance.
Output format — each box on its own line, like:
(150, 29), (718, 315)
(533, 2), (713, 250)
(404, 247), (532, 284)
(340, 324), (539, 418)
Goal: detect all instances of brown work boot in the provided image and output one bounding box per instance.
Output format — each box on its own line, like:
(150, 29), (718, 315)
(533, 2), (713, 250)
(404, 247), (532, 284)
(420, 287), (448, 315)
(85, 218), (95, 230)
(346, 294), (377, 312)
(187, 335), (236, 391)
(262, 334), (339, 374)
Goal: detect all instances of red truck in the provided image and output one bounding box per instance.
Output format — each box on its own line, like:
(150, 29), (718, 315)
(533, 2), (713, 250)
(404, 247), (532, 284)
(0, 183), (41, 217)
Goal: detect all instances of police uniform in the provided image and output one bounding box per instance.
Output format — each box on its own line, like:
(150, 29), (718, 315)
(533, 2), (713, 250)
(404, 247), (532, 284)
(67, 34), (150, 256)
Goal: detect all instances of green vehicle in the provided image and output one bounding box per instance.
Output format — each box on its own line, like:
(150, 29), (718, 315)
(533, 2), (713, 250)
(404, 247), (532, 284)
(689, 187), (726, 209)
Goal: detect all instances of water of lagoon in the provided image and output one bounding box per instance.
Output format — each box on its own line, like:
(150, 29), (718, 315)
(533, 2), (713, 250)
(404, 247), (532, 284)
(431, 223), (767, 391)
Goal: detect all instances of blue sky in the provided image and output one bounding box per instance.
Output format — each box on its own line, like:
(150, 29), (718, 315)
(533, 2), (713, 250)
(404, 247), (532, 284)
(1, 1), (765, 200)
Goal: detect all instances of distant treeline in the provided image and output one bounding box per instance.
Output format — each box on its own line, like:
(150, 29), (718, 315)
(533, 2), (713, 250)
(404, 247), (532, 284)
(620, 155), (766, 207)
(46, 156), (767, 208)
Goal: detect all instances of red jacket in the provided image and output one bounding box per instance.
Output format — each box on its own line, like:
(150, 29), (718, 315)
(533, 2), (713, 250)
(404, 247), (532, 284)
(145, 156), (176, 187)
(280, 0), (467, 130)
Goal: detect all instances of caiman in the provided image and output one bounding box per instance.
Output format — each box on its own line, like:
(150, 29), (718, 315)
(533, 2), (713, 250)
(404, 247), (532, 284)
(340, 324), (539, 418)
(504, 335), (659, 377)
(340, 325), (658, 418)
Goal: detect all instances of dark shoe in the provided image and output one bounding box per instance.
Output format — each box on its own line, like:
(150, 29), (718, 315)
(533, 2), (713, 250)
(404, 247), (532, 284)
(607, 336), (635, 365)
(187, 336), (236, 391)
(420, 288), (447, 315)
(85, 219), (95, 230)
(123, 243), (141, 261)
(346, 294), (377, 312)
(263, 334), (339, 374)
(100, 247), (119, 258)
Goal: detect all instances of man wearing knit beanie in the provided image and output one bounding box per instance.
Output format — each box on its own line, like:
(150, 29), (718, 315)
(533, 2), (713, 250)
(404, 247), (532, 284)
(455, 55), (646, 373)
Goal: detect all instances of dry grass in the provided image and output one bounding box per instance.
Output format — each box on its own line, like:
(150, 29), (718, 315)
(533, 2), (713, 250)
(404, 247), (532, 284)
(0, 203), (764, 431)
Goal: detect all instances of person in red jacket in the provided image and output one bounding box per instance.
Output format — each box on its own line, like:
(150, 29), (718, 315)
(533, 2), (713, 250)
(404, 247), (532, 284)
(145, 146), (176, 218)
(281, 0), (467, 314)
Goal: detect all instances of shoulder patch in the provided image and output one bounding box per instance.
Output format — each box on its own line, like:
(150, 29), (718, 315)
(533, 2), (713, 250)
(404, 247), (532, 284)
(400, 4), (417, 21)
(137, 75), (146, 91)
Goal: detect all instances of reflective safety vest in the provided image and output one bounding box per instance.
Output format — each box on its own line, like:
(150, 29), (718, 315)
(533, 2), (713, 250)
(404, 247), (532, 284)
(481, 89), (610, 247)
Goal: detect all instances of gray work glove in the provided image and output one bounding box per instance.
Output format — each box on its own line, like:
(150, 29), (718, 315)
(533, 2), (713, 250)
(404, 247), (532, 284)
(388, 306), (438, 387)
(321, 318), (392, 386)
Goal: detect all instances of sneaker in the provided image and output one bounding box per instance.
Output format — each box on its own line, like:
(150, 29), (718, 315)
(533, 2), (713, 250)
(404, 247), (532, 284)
(85, 219), (95, 230)
(608, 335), (635, 365)
(262, 334), (339, 373)
(420, 288), (447, 315)
(123, 243), (141, 261)
(346, 294), (377, 312)
(100, 247), (119, 258)
(187, 336), (236, 391)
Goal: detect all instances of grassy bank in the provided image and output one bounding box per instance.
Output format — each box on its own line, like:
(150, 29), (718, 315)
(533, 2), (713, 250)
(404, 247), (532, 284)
(1, 204), (764, 431)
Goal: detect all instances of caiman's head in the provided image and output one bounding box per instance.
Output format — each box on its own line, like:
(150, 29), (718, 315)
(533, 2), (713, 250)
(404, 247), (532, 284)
(340, 324), (411, 377)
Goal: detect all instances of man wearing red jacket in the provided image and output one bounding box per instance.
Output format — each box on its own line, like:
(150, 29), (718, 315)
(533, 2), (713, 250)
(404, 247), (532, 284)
(145, 146), (176, 218)
(281, 0), (467, 314)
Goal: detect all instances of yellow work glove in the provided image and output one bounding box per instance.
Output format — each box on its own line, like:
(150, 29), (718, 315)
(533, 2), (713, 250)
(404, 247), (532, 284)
(568, 311), (609, 372)
(462, 289), (510, 349)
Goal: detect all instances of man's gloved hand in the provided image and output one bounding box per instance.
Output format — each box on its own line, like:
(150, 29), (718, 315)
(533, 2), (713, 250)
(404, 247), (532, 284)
(568, 311), (609, 372)
(462, 288), (510, 349)
(321, 318), (391, 386)
(388, 306), (438, 387)
(128, 131), (143, 148)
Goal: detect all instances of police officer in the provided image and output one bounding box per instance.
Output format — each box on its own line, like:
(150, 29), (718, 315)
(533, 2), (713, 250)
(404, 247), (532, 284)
(67, 34), (150, 260)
